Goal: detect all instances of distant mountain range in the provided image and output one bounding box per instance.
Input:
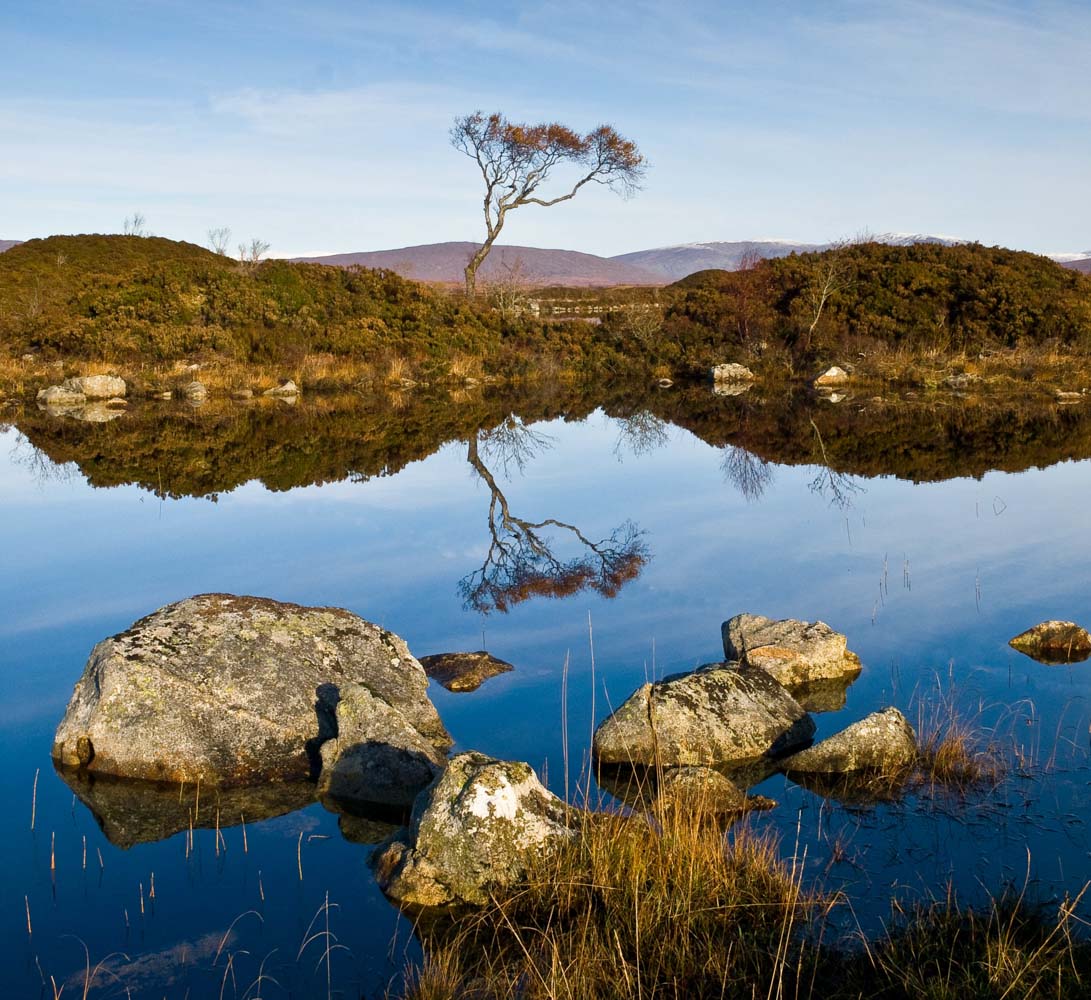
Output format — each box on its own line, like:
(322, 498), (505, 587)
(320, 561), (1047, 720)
(291, 241), (660, 286)
(5, 235), (1089, 284)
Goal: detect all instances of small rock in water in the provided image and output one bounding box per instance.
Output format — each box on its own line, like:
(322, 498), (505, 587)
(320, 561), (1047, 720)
(372, 752), (573, 908)
(231, 389), (254, 400)
(1009, 620), (1091, 664)
(814, 366), (849, 387)
(781, 707), (917, 776)
(722, 613), (861, 689)
(710, 363), (756, 383)
(657, 766), (753, 814)
(36, 385), (86, 408)
(418, 650), (514, 692)
(181, 381), (208, 403)
(263, 380), (298, 397)
(593, 664), (814, 767)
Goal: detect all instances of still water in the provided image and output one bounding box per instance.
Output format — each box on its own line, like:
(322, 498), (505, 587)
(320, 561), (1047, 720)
(3, 387), (1090, 996)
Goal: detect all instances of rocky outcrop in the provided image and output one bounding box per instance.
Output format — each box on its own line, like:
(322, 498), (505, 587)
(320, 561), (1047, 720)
(1009, 620), (1091, 664)
(781, 708), (917, 776)
(419, 650), (514, 692)
(722, 614), (861, 690)
(317, 683), (445, 808)
(593, 664), (814, 767)
(62, 375), (127, 399)
(372, 752), (573, 908)
(711, 363), (757, 384)
(52, 594), (451, 786)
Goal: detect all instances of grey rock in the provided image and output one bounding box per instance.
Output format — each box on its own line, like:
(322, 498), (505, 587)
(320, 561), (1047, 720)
(180, 381), (208, 402)
(317, 683), (444, 808)
(62, 374), (127, 399)
(1009, 620), (1091, 665)
(814, 366), (849, 387)
(53, 594), (451, 786)
(372, 752), (573, 908)
(231, 389), (254, 400)
(782, 708), (917, 776)
(419, 650), (514, 692)
(711, 363), (756, 383)
(264, 380), (299, 397)
(37, 385), (86, 407)
(593, 664), (814, 767)
(657, 766), (748, 813)
(722, 613), (861, 689)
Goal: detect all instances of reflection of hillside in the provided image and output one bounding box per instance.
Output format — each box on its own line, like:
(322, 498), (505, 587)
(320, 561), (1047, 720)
(13, 385), (1091, 499)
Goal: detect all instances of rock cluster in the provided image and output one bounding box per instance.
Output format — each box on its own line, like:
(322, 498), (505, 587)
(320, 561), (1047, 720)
(722, 613), (861, 689)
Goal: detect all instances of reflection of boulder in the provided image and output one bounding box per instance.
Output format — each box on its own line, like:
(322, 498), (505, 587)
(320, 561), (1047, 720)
(317, 683), (446, 809)
(338, 811), (402, 846)
(1009, 620), (1091, 665)
(419, 650), (514, 692)
(789, 675), (856, 713)
(53, 594), (451, 785)
(56, 767), (315, 849)
(722, 613), (862, 689)
(786, 769), (907, 807)
(782, 708), (917, 777)
(593, 664), (814, 767)
(373, 752), (573, 908)
(597, 757), (780, 811)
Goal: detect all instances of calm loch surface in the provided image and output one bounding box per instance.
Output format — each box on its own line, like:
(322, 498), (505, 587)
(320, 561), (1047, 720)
(3, 386), (1091, 997)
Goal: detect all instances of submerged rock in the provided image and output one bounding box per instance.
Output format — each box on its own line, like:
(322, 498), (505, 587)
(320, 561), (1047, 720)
(419, 650), (514, 692)
(53, 594), (451, 785)
(722, 613), (861, 689)
(657, 766), (750, 813)
(593, 664), (814, 767)
(62, 374), (127, 399)
(373, 752), (573, 908)
(317, 683), (445, 809)
(781, 708), (917, 776)
(1009, 620), (1091, 664)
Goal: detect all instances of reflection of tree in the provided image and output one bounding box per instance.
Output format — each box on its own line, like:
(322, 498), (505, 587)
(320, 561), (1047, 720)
(461, 419), (648, 614)
(613, 411), (669, 461)
(808, 419), (863, 510)
(720, 445), (774, 502)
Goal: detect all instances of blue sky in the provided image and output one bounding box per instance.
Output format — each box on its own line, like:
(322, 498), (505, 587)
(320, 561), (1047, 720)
(2, 0), (1088, 257)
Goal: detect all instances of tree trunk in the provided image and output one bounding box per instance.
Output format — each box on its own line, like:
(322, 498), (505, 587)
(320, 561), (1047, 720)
(464, 239), (495, 298)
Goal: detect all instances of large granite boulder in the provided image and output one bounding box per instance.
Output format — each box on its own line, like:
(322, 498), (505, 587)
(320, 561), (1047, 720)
(781, 708), (917, 776)
(592, 664), (814, 768)
(317, 683), (445, 809)
(722, 614), (861, 689)
(373, 752), (573, 908)
(62, 374), (127, 399)
(52, 594), (451, 785)
(1009, 621), (1091, 665)
(711, 363), (756, 384)
(419, 650), (514, 692)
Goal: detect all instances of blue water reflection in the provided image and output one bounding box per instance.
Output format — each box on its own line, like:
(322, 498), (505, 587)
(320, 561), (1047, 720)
(3, 398), (1091, 995)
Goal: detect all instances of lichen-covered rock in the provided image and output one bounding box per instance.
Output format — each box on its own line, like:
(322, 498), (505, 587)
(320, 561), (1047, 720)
(711, 363), (757, 383)
(52, 594), (451, 785)
(37, 385), (86, 407)
(1009, 621), (1091, 664)
(781, 708), (917, 776)
(62, 374), (127, 399)
(722, 614), (861, 689)
(317, 683), (444, 808)
(372, 752), (573, 908)
(592, 664), (814, 767)
(419, 650), (514, 692)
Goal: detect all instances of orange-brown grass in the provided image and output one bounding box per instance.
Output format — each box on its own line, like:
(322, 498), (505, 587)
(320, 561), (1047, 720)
(913, 684), (1007, 795)
(401, 792), (832, 1000)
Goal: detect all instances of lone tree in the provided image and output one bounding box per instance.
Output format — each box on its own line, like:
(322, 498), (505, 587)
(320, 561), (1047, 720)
(451, 111), (645, 296)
